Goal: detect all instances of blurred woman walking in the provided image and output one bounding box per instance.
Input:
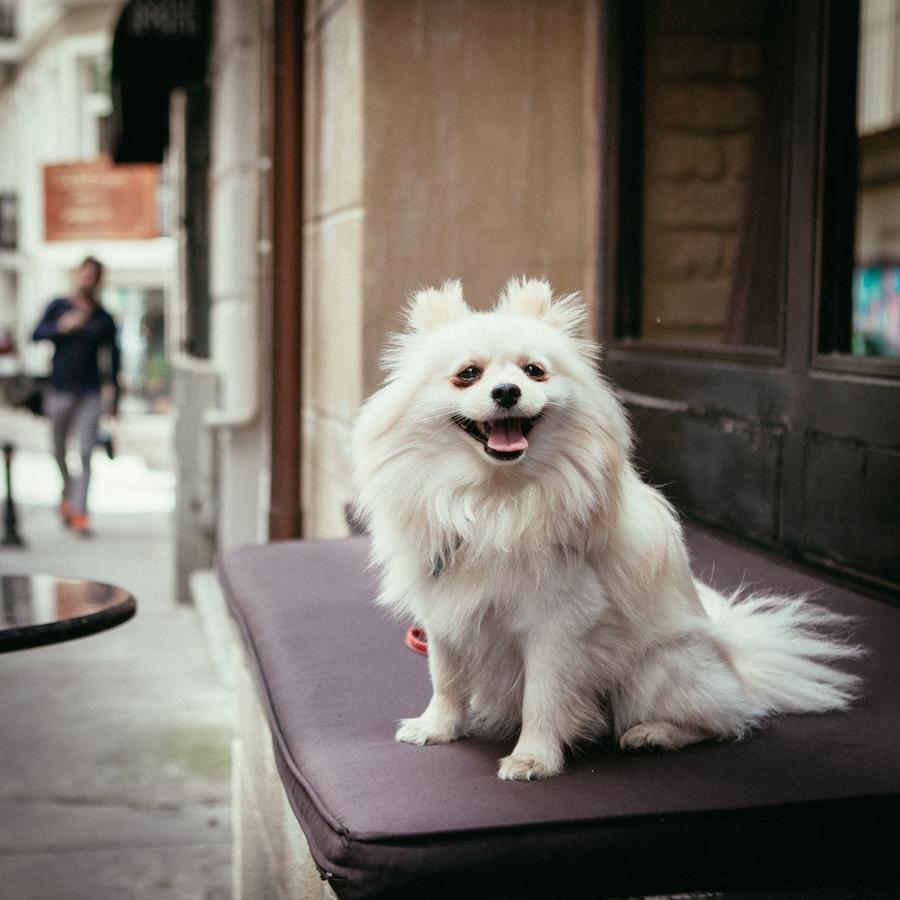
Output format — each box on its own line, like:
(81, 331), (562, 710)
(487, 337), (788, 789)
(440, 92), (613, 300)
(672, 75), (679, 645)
(32, 257), (120, 536)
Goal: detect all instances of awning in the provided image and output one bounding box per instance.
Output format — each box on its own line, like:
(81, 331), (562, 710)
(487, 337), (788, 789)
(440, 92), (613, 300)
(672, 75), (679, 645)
(111, 0), (211, 163)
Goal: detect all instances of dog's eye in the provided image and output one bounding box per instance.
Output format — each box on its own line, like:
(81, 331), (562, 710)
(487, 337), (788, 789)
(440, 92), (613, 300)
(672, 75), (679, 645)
(455, 365), (482, 383)
(523, 363), (546, 380)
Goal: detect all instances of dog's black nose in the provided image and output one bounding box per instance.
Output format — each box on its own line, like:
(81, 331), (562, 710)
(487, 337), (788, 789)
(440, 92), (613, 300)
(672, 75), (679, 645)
(491, 383), (521, 408)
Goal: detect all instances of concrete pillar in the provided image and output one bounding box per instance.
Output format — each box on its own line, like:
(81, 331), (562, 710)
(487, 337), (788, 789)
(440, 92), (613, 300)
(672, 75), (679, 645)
(208, 0), (271, 549)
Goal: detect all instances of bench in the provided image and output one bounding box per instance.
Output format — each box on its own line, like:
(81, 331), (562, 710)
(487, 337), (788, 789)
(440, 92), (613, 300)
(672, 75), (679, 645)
(218, 523), (900, 899)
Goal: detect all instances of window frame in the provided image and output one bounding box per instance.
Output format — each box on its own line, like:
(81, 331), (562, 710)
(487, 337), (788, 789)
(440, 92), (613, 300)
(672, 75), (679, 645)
(812, 0), (900, 379)
(601, 0), (900, 379)
(598, 0), (900, 594)
(599, 0), (793, 366)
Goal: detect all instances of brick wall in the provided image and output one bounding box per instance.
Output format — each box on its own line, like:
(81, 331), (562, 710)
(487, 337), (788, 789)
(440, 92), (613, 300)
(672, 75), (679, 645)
(641, 0), (765, 345)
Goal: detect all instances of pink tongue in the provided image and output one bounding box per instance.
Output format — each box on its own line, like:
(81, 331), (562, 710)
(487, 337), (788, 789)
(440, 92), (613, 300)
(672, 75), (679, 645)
(487, 419), (528, 452)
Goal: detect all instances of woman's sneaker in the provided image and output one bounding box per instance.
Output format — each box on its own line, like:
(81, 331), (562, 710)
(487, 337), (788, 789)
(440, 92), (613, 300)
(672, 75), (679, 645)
(58, 499), (75, 527)
(68, 514), (92, 537)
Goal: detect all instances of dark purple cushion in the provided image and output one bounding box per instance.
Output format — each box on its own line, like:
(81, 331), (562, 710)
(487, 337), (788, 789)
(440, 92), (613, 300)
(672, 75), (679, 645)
(218, 525), (900, 899)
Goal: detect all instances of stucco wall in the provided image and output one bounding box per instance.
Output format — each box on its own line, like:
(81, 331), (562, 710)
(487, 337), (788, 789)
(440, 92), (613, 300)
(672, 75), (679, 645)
(208, 0), (271, 549)
(302, 0), (600, 538)
(302, 0), (365, 539)
(362, 0), (600, 395)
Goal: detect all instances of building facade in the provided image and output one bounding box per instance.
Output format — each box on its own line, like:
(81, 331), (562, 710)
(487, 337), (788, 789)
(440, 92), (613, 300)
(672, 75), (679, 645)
(115, 0), (900, 892)
(4, 0), (895, 602)
(182, 0), (605, 569)
(198, 0), (900, 593)
(0, 0), (176, 400)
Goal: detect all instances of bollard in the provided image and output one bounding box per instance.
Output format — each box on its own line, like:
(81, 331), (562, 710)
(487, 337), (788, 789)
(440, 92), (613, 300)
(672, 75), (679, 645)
(2, 442), (24, 547)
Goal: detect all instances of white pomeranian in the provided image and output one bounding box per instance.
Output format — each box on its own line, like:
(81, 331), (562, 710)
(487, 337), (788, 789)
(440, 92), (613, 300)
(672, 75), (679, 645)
(352, 277), (862, 781)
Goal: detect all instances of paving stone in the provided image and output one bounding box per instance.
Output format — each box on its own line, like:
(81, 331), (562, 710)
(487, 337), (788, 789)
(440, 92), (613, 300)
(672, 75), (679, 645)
(0, 845), (231, 900)
(0, 495), (233, 898)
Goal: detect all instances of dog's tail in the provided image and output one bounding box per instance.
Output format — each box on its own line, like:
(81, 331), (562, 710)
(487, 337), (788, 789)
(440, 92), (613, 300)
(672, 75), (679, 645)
(696, 583), (865, 717)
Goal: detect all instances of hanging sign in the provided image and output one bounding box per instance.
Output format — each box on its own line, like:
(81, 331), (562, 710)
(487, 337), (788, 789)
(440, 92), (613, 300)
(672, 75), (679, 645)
(43, 157), (159, 241)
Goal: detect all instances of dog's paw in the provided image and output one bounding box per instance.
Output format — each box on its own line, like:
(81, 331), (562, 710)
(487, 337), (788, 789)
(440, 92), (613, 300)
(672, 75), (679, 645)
(395, 716), (463, 746)
(497, 752), (563, 781)
(619, 721), (706, 751)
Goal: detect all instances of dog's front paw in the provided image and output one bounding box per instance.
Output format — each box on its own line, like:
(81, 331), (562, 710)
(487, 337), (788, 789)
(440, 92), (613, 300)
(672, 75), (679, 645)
(395, 715), (463, 746)
(497, 751), (563, 781)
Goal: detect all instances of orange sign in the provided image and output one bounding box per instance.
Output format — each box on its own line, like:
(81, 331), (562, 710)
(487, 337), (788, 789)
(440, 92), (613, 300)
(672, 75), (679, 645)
(43, 157), (159, 241)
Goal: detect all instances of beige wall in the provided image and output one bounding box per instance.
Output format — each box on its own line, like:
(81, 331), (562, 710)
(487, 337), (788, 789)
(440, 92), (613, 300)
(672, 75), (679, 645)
(303, 0), (600, 538)
(361, 0), (600, 394)
(303, 0), (365, 539)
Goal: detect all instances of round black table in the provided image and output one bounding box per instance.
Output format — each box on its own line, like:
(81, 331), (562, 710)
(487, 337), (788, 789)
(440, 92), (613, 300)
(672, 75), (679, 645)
(0, 574), (136, 653)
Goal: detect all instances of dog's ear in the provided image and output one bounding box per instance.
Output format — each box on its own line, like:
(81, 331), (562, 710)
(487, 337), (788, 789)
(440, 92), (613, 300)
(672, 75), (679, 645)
(405, 280), (469, 332)
(497, 277), (587, 336)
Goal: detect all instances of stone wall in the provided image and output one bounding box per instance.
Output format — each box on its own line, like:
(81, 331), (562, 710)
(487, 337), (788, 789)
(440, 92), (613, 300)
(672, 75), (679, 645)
(302, 0), (600, 538)
(233, 654), (337, 900)
(640, 0), (765, 345)
(302, 0), (365, 539)
(207, 0), (272, 549)
(361, 0), (600, 395)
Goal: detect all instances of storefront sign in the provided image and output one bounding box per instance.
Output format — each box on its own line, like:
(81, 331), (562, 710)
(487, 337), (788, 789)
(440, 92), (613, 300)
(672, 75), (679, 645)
(43, 158), (158, 241)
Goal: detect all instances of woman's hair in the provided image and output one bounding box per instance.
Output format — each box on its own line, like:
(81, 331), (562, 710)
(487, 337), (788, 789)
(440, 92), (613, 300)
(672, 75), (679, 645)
(78, 256), (105, 306)
(80, 256), (105, 281)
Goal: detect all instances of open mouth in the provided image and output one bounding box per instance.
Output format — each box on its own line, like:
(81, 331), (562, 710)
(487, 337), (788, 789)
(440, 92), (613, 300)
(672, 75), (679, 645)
(451, 414), (539, 461)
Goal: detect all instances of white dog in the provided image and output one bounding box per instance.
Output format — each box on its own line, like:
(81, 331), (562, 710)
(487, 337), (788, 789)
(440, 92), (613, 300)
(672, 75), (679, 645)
(352, 278), (861, 781)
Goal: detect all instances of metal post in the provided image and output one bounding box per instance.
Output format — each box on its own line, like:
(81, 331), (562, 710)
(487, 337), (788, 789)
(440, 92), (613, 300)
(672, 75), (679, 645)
(2, 442), (24, 547)
(268, 0), (304, 540)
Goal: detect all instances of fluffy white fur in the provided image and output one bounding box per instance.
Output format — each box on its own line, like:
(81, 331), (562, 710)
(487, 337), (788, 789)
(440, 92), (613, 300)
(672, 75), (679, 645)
(352, 278), (863, 781)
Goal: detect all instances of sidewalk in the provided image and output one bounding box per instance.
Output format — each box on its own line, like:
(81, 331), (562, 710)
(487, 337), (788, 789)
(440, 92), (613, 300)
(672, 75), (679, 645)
(0, 452), (233, 899)
(0, 405), (175, 472)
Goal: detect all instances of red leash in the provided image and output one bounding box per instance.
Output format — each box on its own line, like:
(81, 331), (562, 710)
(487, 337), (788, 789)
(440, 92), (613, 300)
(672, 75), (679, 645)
(405, 626), (428, 656)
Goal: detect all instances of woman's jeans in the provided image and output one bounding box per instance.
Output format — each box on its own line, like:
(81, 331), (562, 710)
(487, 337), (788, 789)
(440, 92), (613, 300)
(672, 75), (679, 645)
(45, 389), (102, 515)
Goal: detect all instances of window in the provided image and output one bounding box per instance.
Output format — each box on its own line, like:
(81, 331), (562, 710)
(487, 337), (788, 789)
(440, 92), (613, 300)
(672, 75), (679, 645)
(601, 0), (900, 592)
(610, 0), (790, 353)
(852, 0), (900, 358)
